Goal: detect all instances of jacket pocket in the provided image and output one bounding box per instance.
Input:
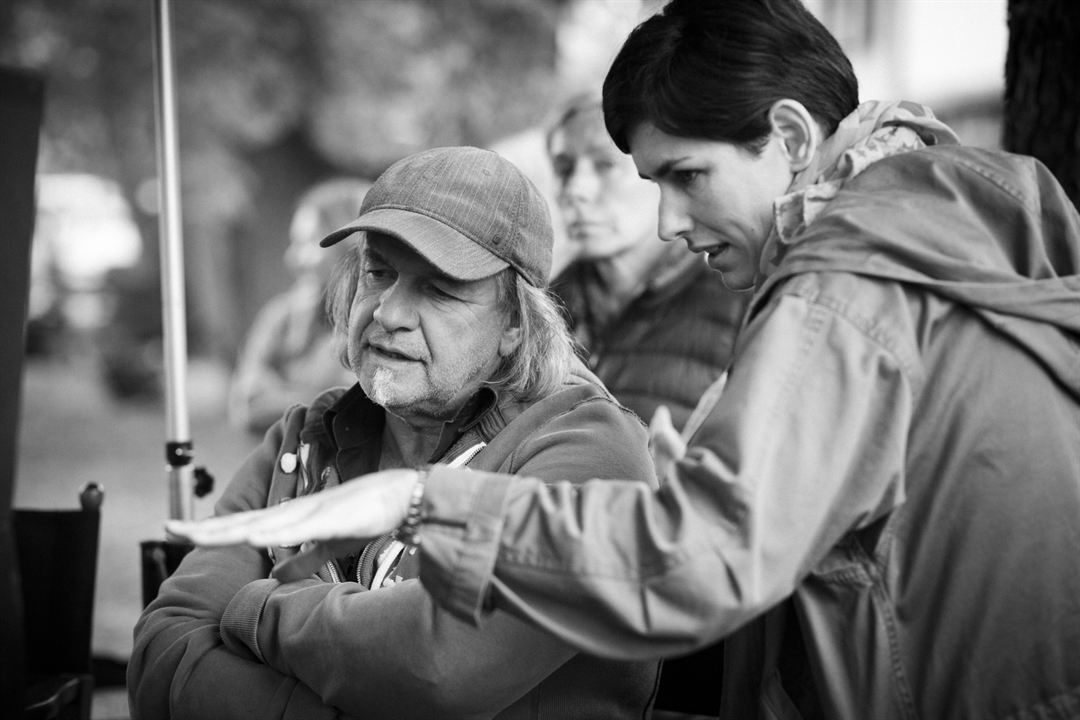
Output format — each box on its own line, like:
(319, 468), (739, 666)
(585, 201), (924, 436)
(795, 532), (916, 720)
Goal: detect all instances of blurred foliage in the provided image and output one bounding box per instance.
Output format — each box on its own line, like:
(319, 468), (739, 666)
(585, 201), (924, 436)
(1, 0), (567, 181)
(0, 0), (571, 367)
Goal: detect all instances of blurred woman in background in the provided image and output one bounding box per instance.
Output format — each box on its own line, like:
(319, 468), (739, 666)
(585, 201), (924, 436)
(228, 177), (370, 436)
(547, 94), (749, 430)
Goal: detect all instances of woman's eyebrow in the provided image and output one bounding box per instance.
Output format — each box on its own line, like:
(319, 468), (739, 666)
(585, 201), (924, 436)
(642, 156), (691, 181)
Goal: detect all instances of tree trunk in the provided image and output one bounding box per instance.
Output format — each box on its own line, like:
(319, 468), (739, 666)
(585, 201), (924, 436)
(1003, 0), (1080, 207)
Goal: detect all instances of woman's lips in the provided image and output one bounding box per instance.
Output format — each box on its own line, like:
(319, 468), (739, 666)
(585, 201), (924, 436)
(699, 243), (737, 272)
(567, 220), (608, 238)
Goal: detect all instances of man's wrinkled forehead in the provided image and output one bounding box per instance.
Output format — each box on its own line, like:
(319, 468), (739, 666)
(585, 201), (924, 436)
(362, 232), (461, 285)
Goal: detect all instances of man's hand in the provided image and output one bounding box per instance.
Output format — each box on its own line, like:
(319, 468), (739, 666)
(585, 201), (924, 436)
(648, 405), (687, 484)
(273, 539), (365, 583)
(166, 468), (420, 567)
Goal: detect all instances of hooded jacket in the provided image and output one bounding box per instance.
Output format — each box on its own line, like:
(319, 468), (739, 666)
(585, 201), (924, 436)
(408, 116), (1080, 719)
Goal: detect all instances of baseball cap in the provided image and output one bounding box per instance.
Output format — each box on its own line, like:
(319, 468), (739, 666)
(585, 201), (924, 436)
(320, 146), (553, 287)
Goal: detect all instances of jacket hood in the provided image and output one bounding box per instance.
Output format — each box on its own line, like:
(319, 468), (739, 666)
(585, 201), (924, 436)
(759, 144), (1080, 399)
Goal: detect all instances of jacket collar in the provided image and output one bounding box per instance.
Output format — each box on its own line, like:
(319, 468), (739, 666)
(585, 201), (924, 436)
(315, 383), (502, 463)
(757, 100), (960, 284)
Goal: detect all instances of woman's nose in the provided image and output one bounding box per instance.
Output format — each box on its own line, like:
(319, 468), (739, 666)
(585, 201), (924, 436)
(560, 161), (600, 206)
(656, 189), (692, 244)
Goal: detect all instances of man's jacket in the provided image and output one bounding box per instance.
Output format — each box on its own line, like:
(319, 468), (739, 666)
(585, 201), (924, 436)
(128, 362), (660, 720)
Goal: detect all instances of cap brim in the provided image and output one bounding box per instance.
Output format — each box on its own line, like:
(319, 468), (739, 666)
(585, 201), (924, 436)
(320, 208), (509, 281)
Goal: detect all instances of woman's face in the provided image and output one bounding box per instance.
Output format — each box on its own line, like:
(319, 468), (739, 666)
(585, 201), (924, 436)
(550, 108), (660, 260)
(628, 121), (794, 291)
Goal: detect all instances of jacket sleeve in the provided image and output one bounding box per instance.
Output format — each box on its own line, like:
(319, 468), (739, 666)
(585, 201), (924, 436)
(418, 273), (921, 660)
(218, 396), (657, 719)
(127, 411), (349, 720)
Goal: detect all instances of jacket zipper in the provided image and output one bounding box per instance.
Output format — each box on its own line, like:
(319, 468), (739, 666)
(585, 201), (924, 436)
(349, 442), (488, 586)
(356, 534), (390, 584)
(296, 443), (340, 581)
(324, 556), (342, 583)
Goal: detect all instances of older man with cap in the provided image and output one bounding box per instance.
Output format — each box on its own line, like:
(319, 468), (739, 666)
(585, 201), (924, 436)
(128, 147), (660, 720)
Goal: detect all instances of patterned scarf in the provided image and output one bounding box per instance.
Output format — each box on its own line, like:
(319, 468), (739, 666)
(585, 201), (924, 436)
(757, 100), (961, 282)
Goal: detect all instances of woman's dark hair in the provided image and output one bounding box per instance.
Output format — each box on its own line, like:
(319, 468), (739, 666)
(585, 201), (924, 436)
(602, 0), (859, 154)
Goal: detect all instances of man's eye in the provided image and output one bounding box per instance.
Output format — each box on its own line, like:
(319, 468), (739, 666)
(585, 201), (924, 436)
(426, 282), (456, 300)
(362, 268), (392, 285)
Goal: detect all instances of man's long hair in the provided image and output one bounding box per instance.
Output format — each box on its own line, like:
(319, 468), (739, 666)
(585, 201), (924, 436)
(488, 268), (576, 402)
(325, 240), (576, 403)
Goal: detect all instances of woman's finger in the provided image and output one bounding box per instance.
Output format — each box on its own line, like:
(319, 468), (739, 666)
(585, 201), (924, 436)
(164, 468), (419, 547)
(649, 405), (687, 482)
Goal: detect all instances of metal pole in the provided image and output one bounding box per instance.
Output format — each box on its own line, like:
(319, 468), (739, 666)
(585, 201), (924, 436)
(151, 0), (194, 521)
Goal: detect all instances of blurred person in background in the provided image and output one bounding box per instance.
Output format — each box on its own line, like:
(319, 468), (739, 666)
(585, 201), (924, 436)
(169, 0), (1080, 717)
(228, 177), (370, 436)
(547, 93), (750, 430)
(130, 147), (660, 720)
(546, 94), (749, 715)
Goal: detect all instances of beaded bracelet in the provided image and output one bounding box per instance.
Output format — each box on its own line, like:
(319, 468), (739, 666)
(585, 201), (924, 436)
(394, 469), (428, 547)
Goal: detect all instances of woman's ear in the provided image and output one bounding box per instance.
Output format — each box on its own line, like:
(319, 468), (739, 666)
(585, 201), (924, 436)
(769, 99), (822, 172)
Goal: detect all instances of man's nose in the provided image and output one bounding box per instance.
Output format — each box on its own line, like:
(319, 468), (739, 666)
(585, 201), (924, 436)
(657, 188), (692, 244)
(371, 281), (418, 331)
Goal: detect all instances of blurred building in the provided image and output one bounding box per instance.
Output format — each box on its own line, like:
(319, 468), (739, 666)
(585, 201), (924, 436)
(808, 0), (1007, 147)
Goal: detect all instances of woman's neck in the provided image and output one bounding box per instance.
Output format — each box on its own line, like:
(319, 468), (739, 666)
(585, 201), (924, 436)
(590, 234), (679, 298)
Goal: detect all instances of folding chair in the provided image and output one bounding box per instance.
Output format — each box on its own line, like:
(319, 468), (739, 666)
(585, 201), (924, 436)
(15, 482), (103, 720)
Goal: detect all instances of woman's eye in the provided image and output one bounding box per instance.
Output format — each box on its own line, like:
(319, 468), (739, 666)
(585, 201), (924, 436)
(673, 169), (701, 187)
(552, 158), (573, 182)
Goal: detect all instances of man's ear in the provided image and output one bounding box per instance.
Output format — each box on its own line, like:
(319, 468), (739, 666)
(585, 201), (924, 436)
(769, 99), (821, 172)
(499, 324), (522, 358)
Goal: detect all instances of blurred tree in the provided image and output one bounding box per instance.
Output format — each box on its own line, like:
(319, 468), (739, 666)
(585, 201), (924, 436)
(0, 0), (569, 374)
(1003, 0), (1080, 207)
